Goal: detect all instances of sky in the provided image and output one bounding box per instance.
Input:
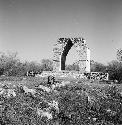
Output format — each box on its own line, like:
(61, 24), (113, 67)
(0, 0), (122, 64)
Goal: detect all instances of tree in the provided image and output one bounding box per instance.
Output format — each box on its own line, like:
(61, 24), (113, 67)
(90, 61), (106, 72)
(26, 61), (42, 72)
(0, 52), (42, 76)
(65, 64), (79, 71)
(41, 59), (53, 71)
(117, 48), (122, 62)
(107, 60), (122, 83)
(0, 52), (20, 76)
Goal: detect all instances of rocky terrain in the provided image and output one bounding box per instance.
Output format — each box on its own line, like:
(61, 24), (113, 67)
(0, 76), (122, 125)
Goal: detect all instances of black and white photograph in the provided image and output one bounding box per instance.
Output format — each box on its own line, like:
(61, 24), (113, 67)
(0, 0), (122, 124)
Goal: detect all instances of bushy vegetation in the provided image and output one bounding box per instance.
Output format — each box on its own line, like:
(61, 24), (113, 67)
(107, 60), (122, 83)
(0, 51), (122, 83)
(0, 77), (122, 125)
(0, 77), (57, 125)
(0, 50), (121, 125)
(0, 52), (52, 77)
(54, 81), (122, 125)
(91, 60), (122, 83)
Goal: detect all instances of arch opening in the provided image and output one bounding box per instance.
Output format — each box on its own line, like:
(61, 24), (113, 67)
(61, 39), (73, 70)
(53, 37), (90, 73)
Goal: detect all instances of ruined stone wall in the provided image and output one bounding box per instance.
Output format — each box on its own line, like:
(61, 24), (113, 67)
(53, 37), (90, 73)
(39, 71), (109, 81)
(90, 72), (109, 81)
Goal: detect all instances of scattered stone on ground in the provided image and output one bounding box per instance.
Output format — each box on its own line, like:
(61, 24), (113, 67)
(7, 89), (16, 97)
(23, 85), (36, 95)
(38, 84), (51, 93)
(37, 108), (53, 119)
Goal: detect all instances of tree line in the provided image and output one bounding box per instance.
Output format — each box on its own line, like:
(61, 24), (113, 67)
(0, 52), (53, 76)
(0, 52), (122, 83)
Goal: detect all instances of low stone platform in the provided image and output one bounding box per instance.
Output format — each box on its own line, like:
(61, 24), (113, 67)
(36, 71), (109, 81)
(39, 71), (88, 79)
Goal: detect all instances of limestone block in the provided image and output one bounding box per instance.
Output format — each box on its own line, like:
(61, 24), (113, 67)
(78, 60), (87, 73)
(86, 60), (90, 73)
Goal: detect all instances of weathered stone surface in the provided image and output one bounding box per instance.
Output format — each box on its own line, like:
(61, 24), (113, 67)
(53, 37), (90, 73)
(90, 72), (109, 80)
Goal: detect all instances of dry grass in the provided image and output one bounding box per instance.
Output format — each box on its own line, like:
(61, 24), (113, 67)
(0, 76), (122, 125)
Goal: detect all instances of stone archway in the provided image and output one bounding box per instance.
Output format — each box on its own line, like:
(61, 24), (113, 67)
(53, 37), (90, 73)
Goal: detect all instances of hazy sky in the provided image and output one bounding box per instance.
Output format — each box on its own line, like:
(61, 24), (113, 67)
(0, 0), (122, 64)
